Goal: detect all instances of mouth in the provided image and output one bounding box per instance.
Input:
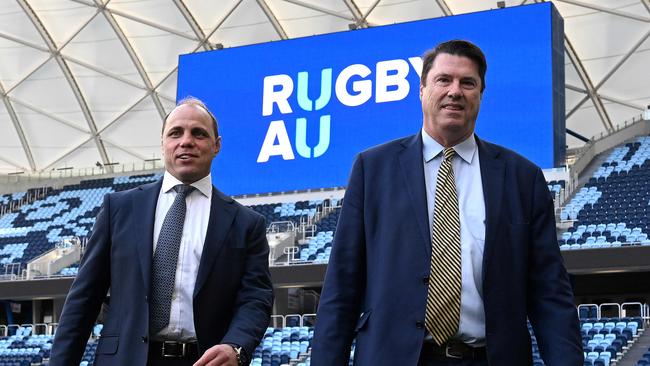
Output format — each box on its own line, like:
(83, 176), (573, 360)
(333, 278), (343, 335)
(176, 152), (197, 161)
(441, 103), (464, 111)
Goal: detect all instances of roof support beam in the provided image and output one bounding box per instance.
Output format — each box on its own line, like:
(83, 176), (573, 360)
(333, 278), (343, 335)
(566, 83), (645, 111)
(101, 137), (149, 161)
(342, 0), (368, 28)
(564, 36), (612, 130)
(435, 0), (453, 16)
(3, 57), (50, 95)
(256, 0), (289, 39)
(40, 136), (95, 172)
(9, 97), (90, 134)
(0, 82), (35, 170)
(97, 93), (152, 135)
(17, 0), (111, 169)
(0, 31), (49, 52)
(554, 0), (650, 23)
(565, 27), (650, 121)
(94, 0), (167, 121)
(360, 0), (381, 23)
(0, 155), (26, 172)
(195, 0), (243, 51)
(63, 55), (148, 91)
(282, 0), (355, 21)
(599, 95), (645, 111)
(72, 0), (201, 42)
(173, 0), (215, 50)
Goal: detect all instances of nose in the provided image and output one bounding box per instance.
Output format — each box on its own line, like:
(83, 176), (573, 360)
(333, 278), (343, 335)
(179, 132), (195, 146)
(447, 80), (462, 99)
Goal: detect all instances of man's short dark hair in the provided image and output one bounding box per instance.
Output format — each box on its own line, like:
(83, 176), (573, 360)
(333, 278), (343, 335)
(162, 96), (219, 138)
(420, 40), (487, 93)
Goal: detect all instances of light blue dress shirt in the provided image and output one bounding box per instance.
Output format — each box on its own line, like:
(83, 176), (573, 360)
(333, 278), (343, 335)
(421, 129), (486, 346)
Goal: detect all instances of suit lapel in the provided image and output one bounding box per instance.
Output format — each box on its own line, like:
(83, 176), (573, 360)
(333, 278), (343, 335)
(398, 133), (432, 257)
(193, 187), (237, 298)
(134, 180), (163, 293)
(476, 136), (505, 283)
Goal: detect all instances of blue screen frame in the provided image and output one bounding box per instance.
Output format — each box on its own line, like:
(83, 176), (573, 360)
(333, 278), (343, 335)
(177, 3), (564, 195)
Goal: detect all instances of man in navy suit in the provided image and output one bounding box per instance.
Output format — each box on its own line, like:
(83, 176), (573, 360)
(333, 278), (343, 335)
(311, 40), (582, 365)
(50, 98), (273, 366)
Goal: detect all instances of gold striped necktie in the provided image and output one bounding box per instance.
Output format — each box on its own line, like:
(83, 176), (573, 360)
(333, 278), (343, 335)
(425, 147), (461, 345)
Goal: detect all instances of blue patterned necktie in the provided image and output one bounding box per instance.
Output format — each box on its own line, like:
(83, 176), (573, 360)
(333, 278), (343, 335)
(150, 184), (195, 334)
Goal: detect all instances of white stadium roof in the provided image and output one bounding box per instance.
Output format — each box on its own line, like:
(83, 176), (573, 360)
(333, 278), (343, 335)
(0, 0), (648, 175)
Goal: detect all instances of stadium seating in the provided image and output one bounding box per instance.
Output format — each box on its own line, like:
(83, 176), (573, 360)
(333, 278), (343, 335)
(250, 199), (340, 265)
(249, 201), (321, 228)
(578, 314), (644, 365)
(560, 137), (650, 250)
(0, 174), (162, 276)
(0, 171), (345, 280)
(57, 264), (79, 277)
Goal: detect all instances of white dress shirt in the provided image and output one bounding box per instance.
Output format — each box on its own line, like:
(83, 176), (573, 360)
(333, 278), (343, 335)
(152, 171), (212, 341)
(421, 129), (486, 345)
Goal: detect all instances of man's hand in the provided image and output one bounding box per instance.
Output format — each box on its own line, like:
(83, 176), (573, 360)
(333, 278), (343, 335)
(193, 344), (238, 366)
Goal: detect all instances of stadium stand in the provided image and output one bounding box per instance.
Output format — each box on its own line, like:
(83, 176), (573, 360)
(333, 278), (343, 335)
(0, 172), (344, 281)
(0, 303), (645, 366)
(577, 303), (647, 366)
(0, 188), (52, 217)
(560, 136), (650, 250)
(0, 174), (162, 277)
(1, 140), (649, 365)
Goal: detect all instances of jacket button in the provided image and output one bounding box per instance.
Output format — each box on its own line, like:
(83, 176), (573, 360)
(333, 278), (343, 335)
(144, 295), (148, 302)
(141, 336), (148, 343)
(416, 321), (424, 329)
(422, 276), (429, 284)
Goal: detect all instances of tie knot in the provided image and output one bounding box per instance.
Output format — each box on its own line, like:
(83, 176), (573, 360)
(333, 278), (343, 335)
(443, 148), (456, 162)
(173, 184), (195, 197)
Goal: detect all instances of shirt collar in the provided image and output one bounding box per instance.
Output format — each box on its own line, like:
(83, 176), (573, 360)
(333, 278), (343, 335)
(161, 171), (212, 198)
(421, 128), (477, 164)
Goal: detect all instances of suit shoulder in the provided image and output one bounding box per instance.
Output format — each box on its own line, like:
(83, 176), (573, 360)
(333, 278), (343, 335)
(233, 200), (266, 222)
(358, 135), (413, 160)
(213, 188), (266, 224)
(108, 181), (160, 201)
(480, 139), (541, 172)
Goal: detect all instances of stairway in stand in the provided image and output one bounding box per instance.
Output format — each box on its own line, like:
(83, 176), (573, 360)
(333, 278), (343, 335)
(616, 323), (650, 366)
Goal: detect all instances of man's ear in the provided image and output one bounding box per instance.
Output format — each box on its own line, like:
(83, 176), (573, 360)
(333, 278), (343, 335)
(214, 136), (222, 156)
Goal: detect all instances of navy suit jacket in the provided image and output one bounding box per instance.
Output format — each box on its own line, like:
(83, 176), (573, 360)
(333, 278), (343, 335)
(311, 134), (582, 366)
(50, 179), (273, 366)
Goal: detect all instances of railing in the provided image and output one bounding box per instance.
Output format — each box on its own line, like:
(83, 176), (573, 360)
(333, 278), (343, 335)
(283, 247), (299, 264)
(578, 302), (649, 321)
(599, 303), (622, 318)
(0, 161), (164, 185)
(0, 187), (51, 216)
(588, 113), (647, 143)
(0, 322), (59, 337)
(268, 313), (317, 329)
(267, 221), (296, 234)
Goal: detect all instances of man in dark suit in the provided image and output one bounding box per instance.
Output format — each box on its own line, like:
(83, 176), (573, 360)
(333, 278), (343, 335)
(311, 40), (582, 365)
(50, 97), (273, 366)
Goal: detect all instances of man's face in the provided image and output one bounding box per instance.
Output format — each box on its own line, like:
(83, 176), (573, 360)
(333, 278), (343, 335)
(162, 104), (220, 184)
(420, 53), (482, 147)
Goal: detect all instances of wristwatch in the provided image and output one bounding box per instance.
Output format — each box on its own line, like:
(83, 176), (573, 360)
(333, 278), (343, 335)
(228, 344), (246, 366)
